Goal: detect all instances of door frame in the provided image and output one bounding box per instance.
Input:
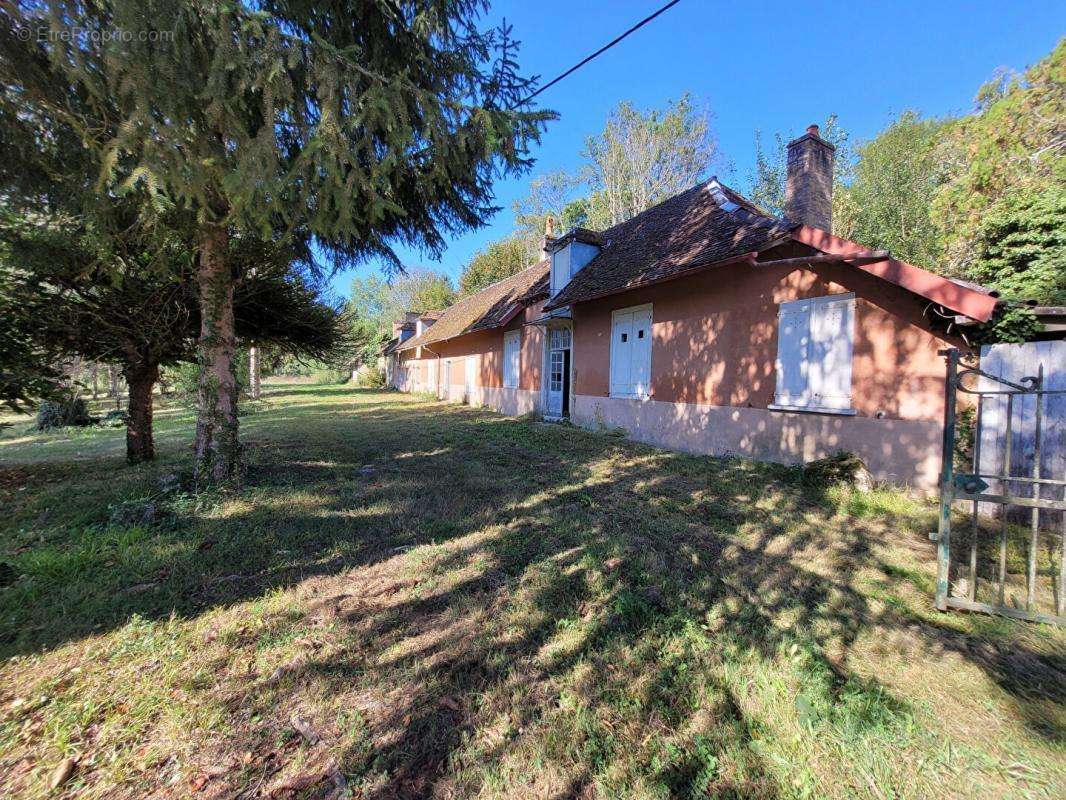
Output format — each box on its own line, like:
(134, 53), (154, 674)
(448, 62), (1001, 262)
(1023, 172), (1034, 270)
(542, 322), (574, 419)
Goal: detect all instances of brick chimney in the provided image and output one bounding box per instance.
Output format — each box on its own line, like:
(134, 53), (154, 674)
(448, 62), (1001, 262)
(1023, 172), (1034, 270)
(783, 124), (835, 232)
(540, 215), (556, 261)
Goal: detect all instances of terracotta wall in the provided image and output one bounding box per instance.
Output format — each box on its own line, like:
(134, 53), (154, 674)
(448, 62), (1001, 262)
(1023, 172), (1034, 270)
(572, 246), (956, 423)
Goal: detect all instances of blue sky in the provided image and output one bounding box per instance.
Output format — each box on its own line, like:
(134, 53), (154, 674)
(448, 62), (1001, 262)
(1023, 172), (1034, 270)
(328, 0), (1063, 297)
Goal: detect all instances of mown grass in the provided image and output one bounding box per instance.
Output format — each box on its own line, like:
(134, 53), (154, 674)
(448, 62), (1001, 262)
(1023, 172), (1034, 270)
(0, 384), (1063, 799)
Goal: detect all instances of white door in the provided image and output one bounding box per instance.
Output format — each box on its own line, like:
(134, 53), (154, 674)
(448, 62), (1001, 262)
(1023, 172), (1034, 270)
(546, 327), (571, 417)
(631, 306), (652, 398)
(465, 356), (476, 404)
(547, 349), (565, 416)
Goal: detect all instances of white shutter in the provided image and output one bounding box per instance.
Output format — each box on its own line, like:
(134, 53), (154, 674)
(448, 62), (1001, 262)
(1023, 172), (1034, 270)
(774, 294), (855, 411)
(631, 306), (652, 398)
(610, 310), (634, 396)
(610, 305), (652, 398)
(809, 296), (854, 410)
(503, 331), (520, 388)
(774, 301), (812, 407)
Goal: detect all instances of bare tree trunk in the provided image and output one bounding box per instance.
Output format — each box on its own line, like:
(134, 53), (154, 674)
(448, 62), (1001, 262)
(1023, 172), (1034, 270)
(193, 223), (240, 486)
(124, 358), (159, 464)
(91, 363), (99, 399)
(248, 346), (260, 400)
(108, 365), (120, 410)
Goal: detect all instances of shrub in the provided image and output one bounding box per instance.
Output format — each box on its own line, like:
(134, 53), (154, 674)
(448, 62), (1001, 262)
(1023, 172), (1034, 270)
(100, 410), (129, 428)
(35, 397), (91, 430)
(166, 362), (201, 408)
(801, 451), (873, 493)
(354, 366), (386, 388)
(312, 366), (350, 385)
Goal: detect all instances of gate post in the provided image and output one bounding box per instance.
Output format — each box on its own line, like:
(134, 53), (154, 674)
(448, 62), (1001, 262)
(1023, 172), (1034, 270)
(935, 348), (959, 611)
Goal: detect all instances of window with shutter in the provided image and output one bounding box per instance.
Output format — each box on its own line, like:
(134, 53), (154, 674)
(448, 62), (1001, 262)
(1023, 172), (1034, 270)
(772, 294), (855, 414)
(503, 331), (520, 388)
(610, 304), (652, 399)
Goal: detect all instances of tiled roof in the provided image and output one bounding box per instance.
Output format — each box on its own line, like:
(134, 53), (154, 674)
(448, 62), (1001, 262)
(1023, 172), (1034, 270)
(545, 179), (793, 309)
(398, 260), (550, 351)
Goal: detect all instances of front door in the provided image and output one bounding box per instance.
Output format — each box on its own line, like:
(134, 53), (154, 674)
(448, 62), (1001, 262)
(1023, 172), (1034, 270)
(547, 327), (572, 417)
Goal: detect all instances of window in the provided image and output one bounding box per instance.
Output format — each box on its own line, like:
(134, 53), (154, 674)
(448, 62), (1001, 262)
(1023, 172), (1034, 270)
(610, 304), (652, 399)
(503, 330), (521, 388)
(772, 293), (856, 414)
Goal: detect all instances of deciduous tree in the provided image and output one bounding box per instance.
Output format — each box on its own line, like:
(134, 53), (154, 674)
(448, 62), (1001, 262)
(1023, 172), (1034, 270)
(837, 111), (948, 267)
(583, 94), (717, 228)
(459, 237), (529, 296)
(347, 269), (456, 366)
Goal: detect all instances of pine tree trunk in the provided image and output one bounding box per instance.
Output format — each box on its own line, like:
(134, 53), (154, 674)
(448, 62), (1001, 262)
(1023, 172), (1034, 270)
(124, 358), (159, 464)
(193, 223), (241, 486)
(249, 346), (261, 400)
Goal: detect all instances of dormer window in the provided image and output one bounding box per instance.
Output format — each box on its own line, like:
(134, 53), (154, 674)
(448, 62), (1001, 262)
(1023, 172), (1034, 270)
(549, 228), (603, 298)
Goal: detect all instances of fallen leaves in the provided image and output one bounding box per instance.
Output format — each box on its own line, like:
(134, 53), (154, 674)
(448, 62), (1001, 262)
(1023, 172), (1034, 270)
(290, 713), (321, 746)
(49, 756), (77, 790)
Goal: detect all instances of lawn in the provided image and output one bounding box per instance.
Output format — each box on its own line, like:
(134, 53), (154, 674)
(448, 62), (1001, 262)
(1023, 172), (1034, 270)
(0, 384), (1063, 799)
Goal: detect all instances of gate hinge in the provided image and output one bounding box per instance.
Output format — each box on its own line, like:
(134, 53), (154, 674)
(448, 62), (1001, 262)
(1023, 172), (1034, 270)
(953, 474), (988, 494)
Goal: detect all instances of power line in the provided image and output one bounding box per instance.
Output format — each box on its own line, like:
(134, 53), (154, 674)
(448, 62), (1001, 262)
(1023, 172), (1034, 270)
(518, 0), (684, 106)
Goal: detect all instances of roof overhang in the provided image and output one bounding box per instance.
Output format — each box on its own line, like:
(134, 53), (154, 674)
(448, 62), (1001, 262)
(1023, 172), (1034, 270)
(528, 307), (574, 326)
(790, 226), (998, 322)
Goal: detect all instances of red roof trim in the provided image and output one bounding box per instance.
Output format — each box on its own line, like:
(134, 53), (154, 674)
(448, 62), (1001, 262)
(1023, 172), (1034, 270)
(790, 226), (997, 322)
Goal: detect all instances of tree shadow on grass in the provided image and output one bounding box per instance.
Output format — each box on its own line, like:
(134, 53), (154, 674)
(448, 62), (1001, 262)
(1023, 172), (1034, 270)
(214, 440), (1061, 795)
(1, 392), (1063, 798)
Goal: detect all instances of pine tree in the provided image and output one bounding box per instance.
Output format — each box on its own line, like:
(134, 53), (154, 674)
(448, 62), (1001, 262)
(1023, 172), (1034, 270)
(1, 1), (551, 485)
(1, 210), (359, 463)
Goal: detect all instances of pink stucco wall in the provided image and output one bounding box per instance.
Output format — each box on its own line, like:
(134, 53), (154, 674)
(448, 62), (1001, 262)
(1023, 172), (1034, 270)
(565, 250), (965, 487)
(571, 249), (960, 423)
(397, 300), (545, 401)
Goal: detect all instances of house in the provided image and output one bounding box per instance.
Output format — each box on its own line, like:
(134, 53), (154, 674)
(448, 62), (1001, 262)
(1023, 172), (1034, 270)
(382, 311), (442, 389)
(395, 124), (999, 488)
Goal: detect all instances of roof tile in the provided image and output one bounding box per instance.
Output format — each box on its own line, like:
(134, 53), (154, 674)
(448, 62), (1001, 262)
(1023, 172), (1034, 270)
(399, 260), (549, 350)
(545, 180), (793, 309)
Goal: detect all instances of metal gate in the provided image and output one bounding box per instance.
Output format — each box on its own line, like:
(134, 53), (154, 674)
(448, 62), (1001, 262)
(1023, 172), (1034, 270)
(935, 348), (1065, 625)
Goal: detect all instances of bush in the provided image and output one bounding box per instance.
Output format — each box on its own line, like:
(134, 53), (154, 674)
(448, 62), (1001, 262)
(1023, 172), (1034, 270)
(354, 366), (386, 388)
(100, 409), (129, 428)
(35, 397), (92, 430)
(312, 366), (350, 385)
(801, 451), (873, 493)
(165, 362), (201, 408)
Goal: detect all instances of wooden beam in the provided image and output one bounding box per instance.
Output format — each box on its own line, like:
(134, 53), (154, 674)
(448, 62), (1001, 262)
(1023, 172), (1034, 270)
(755, 252), (890, 268)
